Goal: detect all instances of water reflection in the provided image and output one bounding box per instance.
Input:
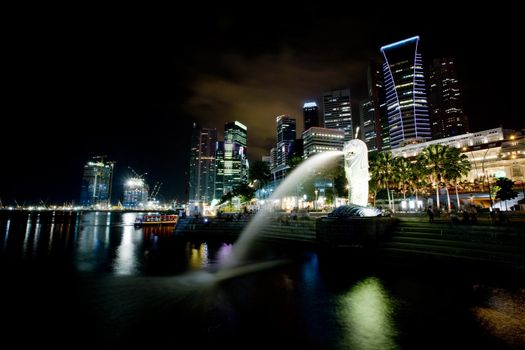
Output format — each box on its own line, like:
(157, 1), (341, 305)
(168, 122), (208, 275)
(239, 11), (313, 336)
(3, 219), (10, 251)
(472, 286), (525, 348)
(114, 213), (142, 275)
(76, 212), (107, 272)
(23, 215), (32, 256)
(189, 242), (209, 269)
(338, 277), (398, 350)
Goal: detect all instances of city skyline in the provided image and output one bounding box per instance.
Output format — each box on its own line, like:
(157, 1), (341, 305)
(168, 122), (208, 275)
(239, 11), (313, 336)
(2, 6), (523, 203)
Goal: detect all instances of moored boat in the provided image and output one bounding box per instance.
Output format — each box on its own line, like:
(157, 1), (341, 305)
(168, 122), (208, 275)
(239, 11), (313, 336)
(134, 213), (178, 226)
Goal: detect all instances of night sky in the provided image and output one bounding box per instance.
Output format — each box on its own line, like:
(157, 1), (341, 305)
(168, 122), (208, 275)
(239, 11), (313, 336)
(2, 5), (522, 205)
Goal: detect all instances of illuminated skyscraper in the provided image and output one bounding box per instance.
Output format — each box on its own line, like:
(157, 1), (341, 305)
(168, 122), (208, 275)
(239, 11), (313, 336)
(323, 88), (353, 142)
(429, 57), (469, 139)
(303, 101), (320, 132)
(360, 61), (387, 151)
(80, 158), (114, 208)
(189, 123), (217, 204)
(271, 115), (296, 181)
(381, 36), (431, 148)
(215, 121), (248, 197)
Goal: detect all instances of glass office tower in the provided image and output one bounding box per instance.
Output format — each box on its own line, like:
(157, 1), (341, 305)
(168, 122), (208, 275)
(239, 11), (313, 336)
(381, 36), (431, 148)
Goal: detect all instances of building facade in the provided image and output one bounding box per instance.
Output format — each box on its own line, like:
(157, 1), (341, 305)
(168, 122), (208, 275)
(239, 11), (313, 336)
(429, 57), (469, 139)
(188, 123), (217, 205)
(381, 36), (431, 148)
(302, 127), (345, 159)
(323, 88), (353, 142)
(359, 99), (377, 152)
(80, 159), (114, 208)
(390, 127), (525, 188)
(303, 101), (320, 132)
(271, 115), (296, 181)
(360, 61), (387, 152)
(123, 177), (149, 208)
(218, 121), (248, 197)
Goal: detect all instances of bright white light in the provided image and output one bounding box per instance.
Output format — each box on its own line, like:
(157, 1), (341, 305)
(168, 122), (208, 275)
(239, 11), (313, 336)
(303, 102), (317, 108)
(126, 178), (144, 187)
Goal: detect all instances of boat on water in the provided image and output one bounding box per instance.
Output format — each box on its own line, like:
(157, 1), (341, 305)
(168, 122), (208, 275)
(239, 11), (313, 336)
(134, 213), (178, 226)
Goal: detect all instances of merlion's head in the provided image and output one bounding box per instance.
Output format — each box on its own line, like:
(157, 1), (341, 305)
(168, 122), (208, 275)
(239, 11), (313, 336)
(343, 139), (368, 171)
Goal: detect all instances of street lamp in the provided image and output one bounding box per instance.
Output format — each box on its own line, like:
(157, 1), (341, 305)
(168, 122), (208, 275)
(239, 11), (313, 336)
(314, 189), (318, 210)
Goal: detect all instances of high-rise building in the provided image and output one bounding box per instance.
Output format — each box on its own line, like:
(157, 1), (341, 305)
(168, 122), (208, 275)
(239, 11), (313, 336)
(276, 115), (296, 166)
(323, 88), (353, 142)
(220, 121), (248, 196)
(123, 177), (149, 208)
(214, 141), (225, 200)
(80, 158), (114, 208)
(271, 115), (296, 181)
(303, 101), (320, 132)
(188, 123), (217, 205)
(302, 127), (344, 159)
(359, 99), (377, 151)
(429, 57), (469, 139)
(381, 36), (431, 148)
(360, 62), (387, 152)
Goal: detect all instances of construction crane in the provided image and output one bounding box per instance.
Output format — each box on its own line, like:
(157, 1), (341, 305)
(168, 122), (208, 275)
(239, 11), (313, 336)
(149, 182), (162, 200)
(128, 166), (147, 179)
(92, 155), (108, 163)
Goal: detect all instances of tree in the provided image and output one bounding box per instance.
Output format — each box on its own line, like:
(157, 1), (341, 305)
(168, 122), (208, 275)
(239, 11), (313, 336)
(495, 177), (518, 211)
(288, 156), (303, 171)
(393, 157), (412, 201)
(418, 144), (448, 210)
(369, 152), (395, 210)
(233, 182), (256, 204)
(442, 147), (471, 210)
(249, 160), (270, 189)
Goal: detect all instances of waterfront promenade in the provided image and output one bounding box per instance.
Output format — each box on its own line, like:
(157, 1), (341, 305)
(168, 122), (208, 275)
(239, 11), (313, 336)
(175, 211), (525, 272)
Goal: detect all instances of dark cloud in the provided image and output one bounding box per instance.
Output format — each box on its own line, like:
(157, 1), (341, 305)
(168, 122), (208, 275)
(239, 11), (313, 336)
(184, 50), (367, 162)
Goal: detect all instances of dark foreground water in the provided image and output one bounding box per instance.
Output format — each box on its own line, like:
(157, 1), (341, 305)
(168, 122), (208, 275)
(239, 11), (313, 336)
(0, 211), (523, 349)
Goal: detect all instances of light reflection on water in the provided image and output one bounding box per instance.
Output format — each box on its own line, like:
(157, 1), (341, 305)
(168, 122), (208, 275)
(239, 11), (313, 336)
(338, 277), (398, 350)
(189, 242), (209, 269)
(0, 211), (233, 276)
(0, 211), (524, 349)
(472, 286), (525, 348)
(113, 213), (142, 275)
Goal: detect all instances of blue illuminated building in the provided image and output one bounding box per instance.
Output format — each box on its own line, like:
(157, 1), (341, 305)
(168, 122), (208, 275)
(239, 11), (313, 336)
(381, 36), (431, 148)
(80, 158), (114, 208)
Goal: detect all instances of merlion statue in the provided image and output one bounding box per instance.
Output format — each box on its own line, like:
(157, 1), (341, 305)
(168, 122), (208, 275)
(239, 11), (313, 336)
(343, 139), (370, 207)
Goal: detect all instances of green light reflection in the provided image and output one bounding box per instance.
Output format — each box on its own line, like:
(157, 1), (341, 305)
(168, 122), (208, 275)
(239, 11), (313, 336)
(338, 277), (398, 350)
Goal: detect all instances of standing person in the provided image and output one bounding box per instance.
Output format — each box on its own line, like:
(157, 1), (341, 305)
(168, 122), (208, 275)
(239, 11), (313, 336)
(427, 206), (434, 223)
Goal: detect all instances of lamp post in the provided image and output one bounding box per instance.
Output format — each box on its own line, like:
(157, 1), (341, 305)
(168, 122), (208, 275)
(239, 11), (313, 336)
(314, 189), (318, 210)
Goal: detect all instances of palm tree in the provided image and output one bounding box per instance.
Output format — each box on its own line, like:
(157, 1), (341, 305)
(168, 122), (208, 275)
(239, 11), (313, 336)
(393, 157), (412, 201)
(369, 152), (395, 210)
(443, 147), (471, 210)
(495, 177), (518, 211)
(418, 144), (448, 210)
(407, 162), (428, 211)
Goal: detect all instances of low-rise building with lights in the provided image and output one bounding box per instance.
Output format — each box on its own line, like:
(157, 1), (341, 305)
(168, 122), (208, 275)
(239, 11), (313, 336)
(390, 127), (525, 184)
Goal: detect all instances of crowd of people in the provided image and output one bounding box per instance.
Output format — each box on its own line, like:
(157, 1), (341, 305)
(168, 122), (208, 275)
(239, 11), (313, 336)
(426, 204), (512, 225)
